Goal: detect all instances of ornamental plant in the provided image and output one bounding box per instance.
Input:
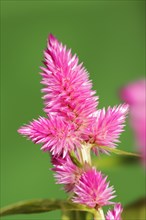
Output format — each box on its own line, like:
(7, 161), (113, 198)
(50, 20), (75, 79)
(1, 34), (141, 220)
(18, 34), (127, 219)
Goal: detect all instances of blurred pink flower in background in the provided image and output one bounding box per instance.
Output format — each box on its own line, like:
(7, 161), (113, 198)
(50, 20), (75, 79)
(121, 79), (146, 165)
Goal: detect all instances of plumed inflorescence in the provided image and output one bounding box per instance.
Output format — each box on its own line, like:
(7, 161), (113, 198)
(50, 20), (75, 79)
(18, 34), (127, 219)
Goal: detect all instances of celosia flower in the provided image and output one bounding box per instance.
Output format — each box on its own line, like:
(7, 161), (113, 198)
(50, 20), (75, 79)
(72, 167), (116, 208)
(121, 79), (146, 165)
(18, 34), (127, 216)
(51, 154), (83, 192)
(18, 34), (128, 158)
(18, 116), (81, 157)
(18, 34), (99, 157)
(41, 34), (98, 128)
(106, 203), (123, 220)
(83, 104), (129, 154)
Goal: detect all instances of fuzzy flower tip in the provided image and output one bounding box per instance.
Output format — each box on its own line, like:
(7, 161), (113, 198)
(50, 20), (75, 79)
(106, 203), (123, 220)
(52, 154), (82, 192)
(83, 104), (129, 153)
(72, 168), (116, 208)
(41, 34), (98, 127)
(18, 116), (81, 157)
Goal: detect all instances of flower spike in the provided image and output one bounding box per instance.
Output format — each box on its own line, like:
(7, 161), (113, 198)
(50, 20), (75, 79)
(41, 34), (98, 127)
(18, 35), (129, 217)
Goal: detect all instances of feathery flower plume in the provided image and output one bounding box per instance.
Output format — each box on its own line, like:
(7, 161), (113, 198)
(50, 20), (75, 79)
(41, 34), (98, 128)
(106, 203), (123, 220)
(52, 154), (83, 192)
(18, 34), (128, 157)
(18, 34), (99, 157)
(72, 168), (116, 208)
(18, 116), (81, 157)
(83, 104), (129, 154)
(17, 34), (128, 218)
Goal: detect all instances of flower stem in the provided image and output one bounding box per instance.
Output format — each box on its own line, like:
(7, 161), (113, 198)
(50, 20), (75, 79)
(94, 208), (105, 220)
(80, 143), (92, 165)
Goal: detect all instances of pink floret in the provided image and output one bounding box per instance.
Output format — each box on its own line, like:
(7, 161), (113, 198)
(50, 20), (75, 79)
(18, 116), (81, 157)
(52, 154), (82, 192)
(83, 104), (129, 154)
(72, 167), (116, 208)
(106, 203), (123, 220)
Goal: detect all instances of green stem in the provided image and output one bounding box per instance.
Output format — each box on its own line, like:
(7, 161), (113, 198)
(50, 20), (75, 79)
(94, 208), (105, 220)
(80, 143), (92, 165)
(0, 199), (97, 217)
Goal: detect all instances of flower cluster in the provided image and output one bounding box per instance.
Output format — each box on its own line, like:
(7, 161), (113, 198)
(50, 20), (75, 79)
(18, 34), (127, 219)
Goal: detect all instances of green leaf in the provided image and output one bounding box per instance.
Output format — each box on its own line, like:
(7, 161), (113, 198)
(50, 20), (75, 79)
(0, 199), (96, 217)
(122, 197), (146, 219)
(93, 154), (138, 169)
(98, 146), (140, 157)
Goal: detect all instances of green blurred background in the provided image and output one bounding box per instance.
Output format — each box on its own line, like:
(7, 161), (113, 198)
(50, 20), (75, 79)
(1, 1), (145, 219)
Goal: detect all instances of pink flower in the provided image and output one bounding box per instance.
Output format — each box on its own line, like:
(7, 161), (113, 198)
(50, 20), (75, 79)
(106, 203), (123, 220)
(72, 167), (116, 208)
(41, 34), (98, 128)
(18, 116), (81, 157)
(121, 79), (145, 105)
(18, 34), (126, 214)
(121, 79), (146, 165)
(18, 34), (99, 157)
(51, 154), (83, 192)
(18, 34), (129, 157)
(83, 104), (129, 154)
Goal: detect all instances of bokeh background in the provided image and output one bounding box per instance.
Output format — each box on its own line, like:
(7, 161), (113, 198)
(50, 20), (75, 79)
(1, 1), (145, 219)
